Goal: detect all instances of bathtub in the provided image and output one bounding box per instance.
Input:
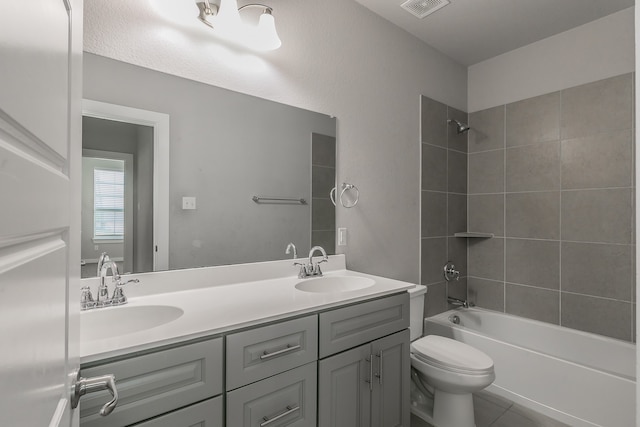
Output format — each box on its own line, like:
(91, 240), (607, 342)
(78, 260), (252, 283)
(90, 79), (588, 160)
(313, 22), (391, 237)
(423, 308), (635, 427)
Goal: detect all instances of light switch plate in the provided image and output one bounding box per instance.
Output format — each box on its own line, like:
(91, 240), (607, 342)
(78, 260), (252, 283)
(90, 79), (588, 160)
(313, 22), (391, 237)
(182, 197), (196, 210)
(338, 227), (347, 246)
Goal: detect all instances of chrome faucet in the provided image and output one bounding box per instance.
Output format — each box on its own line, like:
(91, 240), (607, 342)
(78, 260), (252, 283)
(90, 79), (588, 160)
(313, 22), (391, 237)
(285, 243), (297, 259)
(96, 252), (110, 277)
(294, 246), (328, 278)
(81, 260), (140, 310)
(447, 296), (473, 308)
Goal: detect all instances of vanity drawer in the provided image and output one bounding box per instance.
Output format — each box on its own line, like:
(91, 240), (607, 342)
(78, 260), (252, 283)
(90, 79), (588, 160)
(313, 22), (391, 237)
(319, 292), (409, 358)
(131, 396), (222, 427)
(80, 338), (223, 427)
(227, 362), (317, 427)
(226, 314), (318, 390)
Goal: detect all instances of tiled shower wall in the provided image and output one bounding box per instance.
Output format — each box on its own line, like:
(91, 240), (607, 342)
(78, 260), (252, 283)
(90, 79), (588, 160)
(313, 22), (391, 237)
(420, 96), (469, 316)
(311, 133), (336, 254)
(466, 73), (635, 341)
(421, 73), (635, 341)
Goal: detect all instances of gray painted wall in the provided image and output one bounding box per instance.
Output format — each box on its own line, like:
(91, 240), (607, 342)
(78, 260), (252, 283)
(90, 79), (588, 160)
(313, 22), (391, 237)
(84, 0), (469, 284)
(84, 54), (336, 270)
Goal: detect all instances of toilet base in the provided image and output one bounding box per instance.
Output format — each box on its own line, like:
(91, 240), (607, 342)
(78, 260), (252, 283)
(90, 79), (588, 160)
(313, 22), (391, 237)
(432, 390), (475, 427)
(410, 379), (476, 427)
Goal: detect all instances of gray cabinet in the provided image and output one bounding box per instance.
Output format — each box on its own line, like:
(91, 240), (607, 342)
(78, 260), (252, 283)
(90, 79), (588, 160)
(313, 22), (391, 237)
(227, 362), (317, 427)
(319, 293), (409, 358)
(80, 338), (223, 427)
(226, 315), (317, 390)
(131, 396), (223, 427)
(318, 293), (410, 427)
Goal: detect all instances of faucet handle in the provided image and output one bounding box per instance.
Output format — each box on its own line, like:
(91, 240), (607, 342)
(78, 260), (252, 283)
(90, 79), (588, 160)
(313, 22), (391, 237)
(111, 279), (139, 305)
(80, 286), (95, 311)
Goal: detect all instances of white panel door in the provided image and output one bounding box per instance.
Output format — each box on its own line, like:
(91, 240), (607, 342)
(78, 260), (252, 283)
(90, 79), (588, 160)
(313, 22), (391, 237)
(0, 1), (81, 426)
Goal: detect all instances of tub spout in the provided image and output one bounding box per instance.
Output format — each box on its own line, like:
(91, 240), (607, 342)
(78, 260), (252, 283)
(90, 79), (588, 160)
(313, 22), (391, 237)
(447, 296), (473, 308)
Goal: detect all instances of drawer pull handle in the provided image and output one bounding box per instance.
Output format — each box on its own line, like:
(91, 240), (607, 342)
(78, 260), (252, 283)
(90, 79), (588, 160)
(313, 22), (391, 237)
(260, 344), (301, 360)
(260, 405), (300, 426)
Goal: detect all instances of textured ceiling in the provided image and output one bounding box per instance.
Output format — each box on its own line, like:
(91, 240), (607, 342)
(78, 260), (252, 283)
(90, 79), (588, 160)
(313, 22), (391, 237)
(353, 0), (635, 65)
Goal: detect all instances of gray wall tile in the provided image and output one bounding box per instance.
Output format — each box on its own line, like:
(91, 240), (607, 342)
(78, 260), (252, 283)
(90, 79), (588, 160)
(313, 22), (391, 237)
(506, 91), (560, 147)
(561, 242), (633, 301)
(505, 192), (560, 239)
(468, 237), (504, 281)
(468, 277), (504, 311)
(312, 165), (335, 198)
(422, 191), (447, 237)
(447, 107), (469, 153)
(561, 293), (633, 340)
(561, 130), (633, 189)
(506, 239), (559, 289)
(448, 149), (468, 194)
(506, 141), (560, 192)
(505, 283), (560, 324)
(421, 237), (447, 285)
(469, 105), (505, 153)
(421, 96), (447, 146)
(312, 231), (335, 255)
(561, 73), (633, 140)
(422, 143), (447, 192)
(561, 188), (633, 244)
(468, 150), (505, 194)
(448, 237), (467, 279)
(311, 133), (336, 167)
(312, 198), (336, 230)
(447, 277), (468, 303)
(425, 282), (448, 317)
(468, 194), (504, 236)
(447, 193), (467, 236)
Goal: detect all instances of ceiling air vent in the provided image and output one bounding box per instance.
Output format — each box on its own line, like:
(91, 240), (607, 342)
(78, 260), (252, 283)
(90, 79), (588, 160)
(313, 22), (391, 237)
(400, 0), (450, 19)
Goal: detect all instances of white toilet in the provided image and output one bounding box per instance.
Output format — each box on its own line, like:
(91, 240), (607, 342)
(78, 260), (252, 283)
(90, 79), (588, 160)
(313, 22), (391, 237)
(408, 285), (495, 427)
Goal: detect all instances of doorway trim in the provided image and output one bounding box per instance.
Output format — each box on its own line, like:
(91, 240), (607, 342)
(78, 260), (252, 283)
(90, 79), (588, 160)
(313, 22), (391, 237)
(82, 99), (170, 271)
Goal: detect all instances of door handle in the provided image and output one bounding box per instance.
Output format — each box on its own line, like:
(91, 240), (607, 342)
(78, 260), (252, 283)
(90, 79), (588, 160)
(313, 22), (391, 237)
(70, 371), (119, 416)
(375, 350), (383, 385)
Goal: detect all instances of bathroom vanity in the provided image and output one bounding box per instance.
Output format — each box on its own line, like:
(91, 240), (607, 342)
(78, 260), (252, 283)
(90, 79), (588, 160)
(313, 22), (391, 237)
(78, 255), (413, 427)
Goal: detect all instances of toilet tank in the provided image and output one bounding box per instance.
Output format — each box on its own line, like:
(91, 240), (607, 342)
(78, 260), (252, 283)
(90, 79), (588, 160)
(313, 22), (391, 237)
(408, 285), (427, 341)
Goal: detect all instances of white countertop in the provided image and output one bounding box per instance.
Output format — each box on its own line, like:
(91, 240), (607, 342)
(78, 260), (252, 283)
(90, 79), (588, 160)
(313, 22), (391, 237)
(80, 259), (415, 364)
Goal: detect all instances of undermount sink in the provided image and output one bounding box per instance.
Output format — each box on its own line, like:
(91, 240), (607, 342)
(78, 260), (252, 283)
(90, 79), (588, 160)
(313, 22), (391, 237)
(80, 304), (184, 341)
(295, 276), (375, 293)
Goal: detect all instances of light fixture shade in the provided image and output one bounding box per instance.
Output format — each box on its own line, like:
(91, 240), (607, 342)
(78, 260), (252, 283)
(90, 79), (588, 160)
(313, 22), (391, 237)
(255, 11), (281, 51)
(216, 0), (243, 37)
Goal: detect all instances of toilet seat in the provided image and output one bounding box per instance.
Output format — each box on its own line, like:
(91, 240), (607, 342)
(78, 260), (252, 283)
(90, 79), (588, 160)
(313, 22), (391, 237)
(411, 335), (494, 375)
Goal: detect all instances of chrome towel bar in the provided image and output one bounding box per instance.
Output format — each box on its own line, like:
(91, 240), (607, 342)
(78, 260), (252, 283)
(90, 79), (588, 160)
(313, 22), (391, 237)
(252, 196), (307, 204)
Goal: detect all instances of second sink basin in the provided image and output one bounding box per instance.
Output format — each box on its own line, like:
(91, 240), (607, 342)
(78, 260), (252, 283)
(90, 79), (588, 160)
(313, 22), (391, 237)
(81, 304), (184, 342)
(295, 276), (375, 293)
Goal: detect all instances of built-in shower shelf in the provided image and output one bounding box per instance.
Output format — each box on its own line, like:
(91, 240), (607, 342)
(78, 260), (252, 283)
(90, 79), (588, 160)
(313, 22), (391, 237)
(454, 232), (494, 238)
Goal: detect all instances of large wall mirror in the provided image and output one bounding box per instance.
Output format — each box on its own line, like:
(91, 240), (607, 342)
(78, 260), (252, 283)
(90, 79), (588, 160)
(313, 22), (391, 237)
(81, 53), (337, 277)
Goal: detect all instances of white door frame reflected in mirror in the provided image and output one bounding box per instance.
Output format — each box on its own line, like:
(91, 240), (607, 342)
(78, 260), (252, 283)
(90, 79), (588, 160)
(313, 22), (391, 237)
(82, 99), (170, 272)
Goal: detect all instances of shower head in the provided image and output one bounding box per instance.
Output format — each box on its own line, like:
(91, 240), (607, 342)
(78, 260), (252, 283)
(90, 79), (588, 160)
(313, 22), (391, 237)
(447, 119), (471, 134)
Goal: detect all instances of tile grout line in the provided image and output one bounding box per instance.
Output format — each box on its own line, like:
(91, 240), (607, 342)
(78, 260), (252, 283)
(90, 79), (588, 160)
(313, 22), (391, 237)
(559, 88), (563, 327)
(503, 104), (507, 313)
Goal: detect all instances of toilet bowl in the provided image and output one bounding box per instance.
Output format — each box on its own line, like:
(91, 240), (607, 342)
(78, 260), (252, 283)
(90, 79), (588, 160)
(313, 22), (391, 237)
(408, 286), (495, 427)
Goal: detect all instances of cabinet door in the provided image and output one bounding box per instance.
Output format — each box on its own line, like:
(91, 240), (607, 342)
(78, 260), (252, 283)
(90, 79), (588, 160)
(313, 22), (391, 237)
(318, 343), (372, 427)
(131, 396), (222, 427)
(371, 330), (410, 427)
(227, 362), (317, 427)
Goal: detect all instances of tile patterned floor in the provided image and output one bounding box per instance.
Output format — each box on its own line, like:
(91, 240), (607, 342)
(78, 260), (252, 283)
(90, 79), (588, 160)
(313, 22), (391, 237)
(410, 390), (571, 427)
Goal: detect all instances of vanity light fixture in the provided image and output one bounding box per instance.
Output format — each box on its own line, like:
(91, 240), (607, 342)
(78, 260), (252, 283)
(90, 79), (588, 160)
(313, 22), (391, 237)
(195, 0), (282, 51)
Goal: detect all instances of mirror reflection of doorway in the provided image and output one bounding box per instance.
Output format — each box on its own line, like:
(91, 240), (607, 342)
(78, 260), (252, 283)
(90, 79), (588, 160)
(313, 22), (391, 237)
(81, 116), (154, 278)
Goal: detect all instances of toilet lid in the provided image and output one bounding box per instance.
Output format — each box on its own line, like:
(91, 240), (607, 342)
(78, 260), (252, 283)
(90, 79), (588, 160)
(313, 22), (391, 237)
(411, 335), (494, 374)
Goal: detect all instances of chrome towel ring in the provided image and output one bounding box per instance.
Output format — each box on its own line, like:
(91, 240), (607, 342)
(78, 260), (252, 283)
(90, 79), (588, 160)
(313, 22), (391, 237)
(330, 182), (359, 208)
